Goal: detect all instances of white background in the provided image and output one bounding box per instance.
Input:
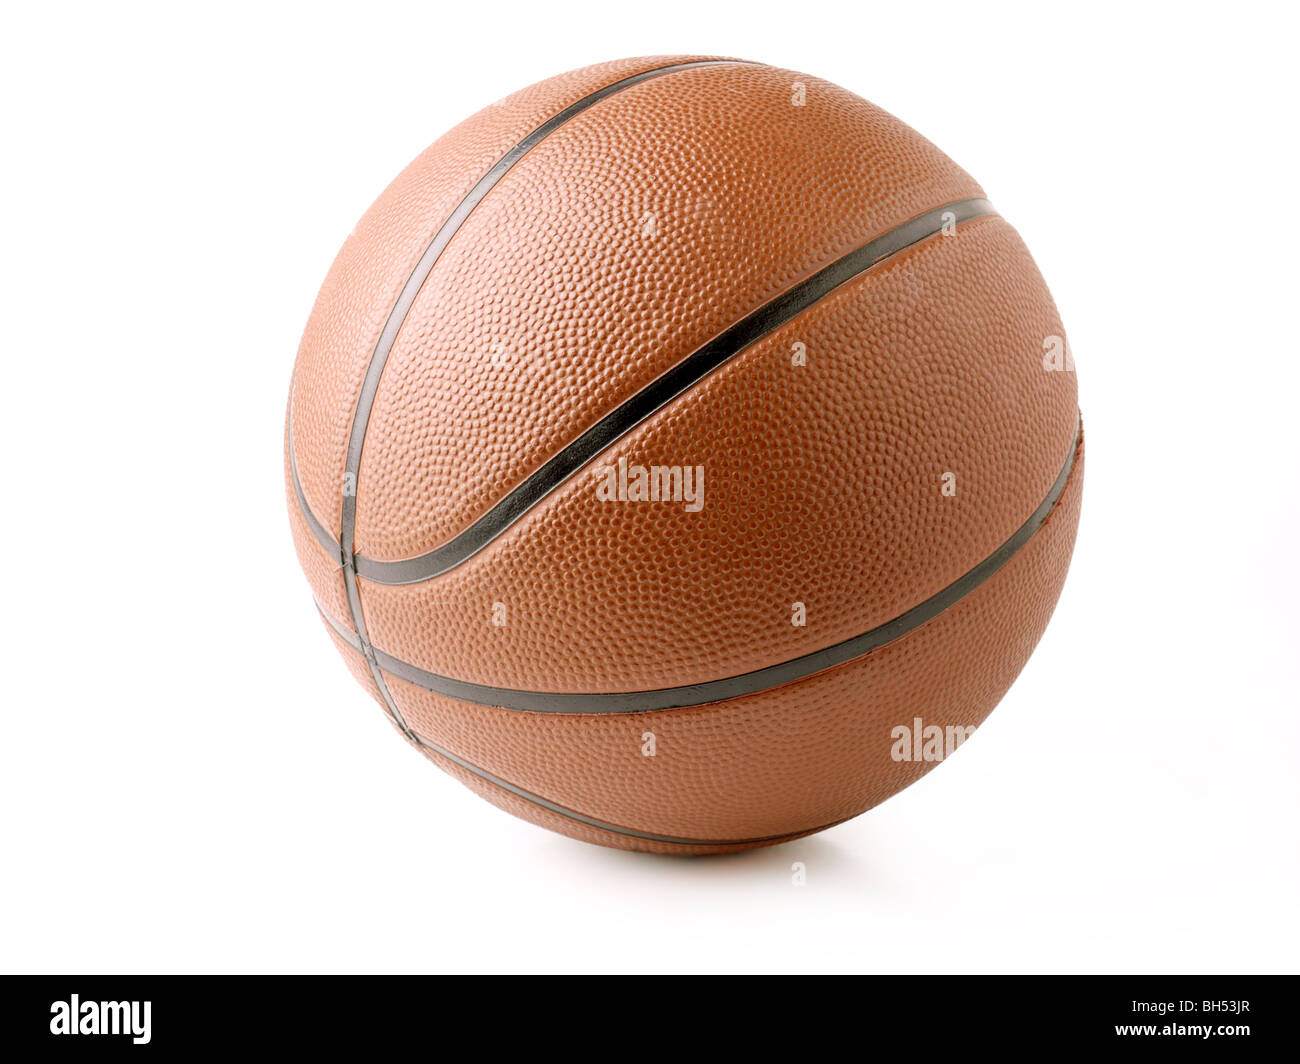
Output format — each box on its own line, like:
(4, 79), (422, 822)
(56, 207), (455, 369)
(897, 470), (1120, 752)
(2, 1), (1296, 974)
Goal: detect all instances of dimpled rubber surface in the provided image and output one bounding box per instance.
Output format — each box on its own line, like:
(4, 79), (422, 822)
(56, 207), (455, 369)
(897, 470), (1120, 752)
(285, 56), (1083, 852)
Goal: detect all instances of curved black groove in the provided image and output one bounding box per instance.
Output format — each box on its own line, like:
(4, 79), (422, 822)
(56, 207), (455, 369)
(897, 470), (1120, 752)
(317, 415), (1080, 715)
(291, 196), (998, 582)
(287, 399), (344, 561)
(337, 58), (746, 594)
(354, 197), (995, 584)
(316, 58), (748, 736)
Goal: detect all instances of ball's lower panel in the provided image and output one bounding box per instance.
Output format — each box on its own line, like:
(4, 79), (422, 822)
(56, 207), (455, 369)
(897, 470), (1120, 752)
(325, 433), (1082, 850)
(407, 734), (837, 855)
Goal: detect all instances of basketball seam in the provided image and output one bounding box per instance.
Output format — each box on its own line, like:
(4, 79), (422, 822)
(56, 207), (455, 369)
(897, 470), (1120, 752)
(297, 58), (752, 738)
(314, 416), (1081, 713)
(288, 199), (997, 580)
(357, 198), (995, 584)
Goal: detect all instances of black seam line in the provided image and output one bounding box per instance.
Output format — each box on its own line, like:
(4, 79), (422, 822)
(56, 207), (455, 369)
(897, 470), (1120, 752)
(287, 398), (342, 559)
(337, 57), (748, 597)
(325, 58), (747, 735)
(314, 414), (1080, 716)
(289, 197), (995, 572)
(335, 58), (745, 591)
(349, 196), (997, 585)
(318, 607), (838, 845)
(290, 400), (412, 735)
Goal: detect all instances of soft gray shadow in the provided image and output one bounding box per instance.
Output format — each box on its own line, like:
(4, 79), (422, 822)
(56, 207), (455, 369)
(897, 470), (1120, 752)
(537, 825), (881, 891)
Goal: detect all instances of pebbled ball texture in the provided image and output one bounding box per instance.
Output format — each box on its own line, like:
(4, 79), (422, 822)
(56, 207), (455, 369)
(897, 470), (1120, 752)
(285, 56), (1082, 853)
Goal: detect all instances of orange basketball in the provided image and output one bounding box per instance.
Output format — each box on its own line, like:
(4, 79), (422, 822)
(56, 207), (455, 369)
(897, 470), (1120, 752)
(285, 56), (1083, 854)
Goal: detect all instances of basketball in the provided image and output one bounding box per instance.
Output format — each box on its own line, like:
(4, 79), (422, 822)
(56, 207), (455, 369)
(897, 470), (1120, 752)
(284, 55), (1083, 854)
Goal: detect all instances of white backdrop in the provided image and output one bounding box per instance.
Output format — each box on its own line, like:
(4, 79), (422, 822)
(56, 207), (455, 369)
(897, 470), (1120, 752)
(1, 0), (1295, 973)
